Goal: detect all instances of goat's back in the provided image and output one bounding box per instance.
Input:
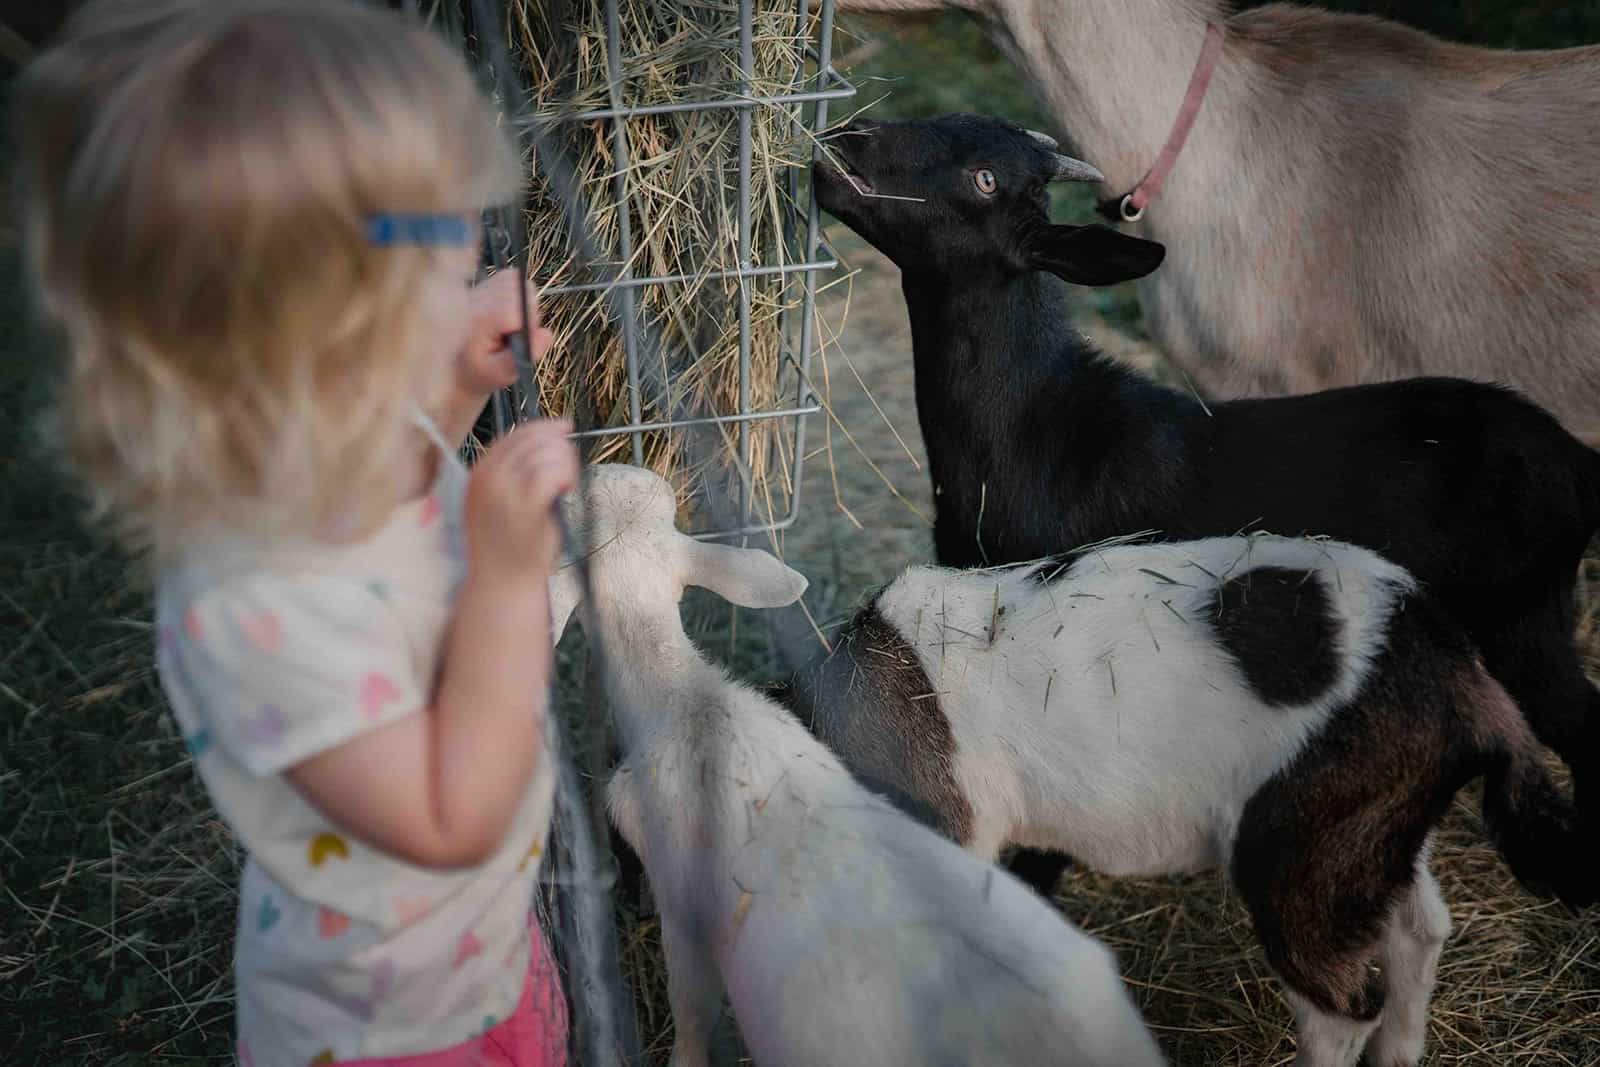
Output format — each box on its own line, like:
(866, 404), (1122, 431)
(870, 537), (1416, 873)
(1189, 377), (1600, 594)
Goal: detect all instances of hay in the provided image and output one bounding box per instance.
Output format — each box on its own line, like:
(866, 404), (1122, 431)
(508, 0), (825, 523)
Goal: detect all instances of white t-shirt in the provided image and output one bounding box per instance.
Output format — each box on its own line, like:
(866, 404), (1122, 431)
(154, 445), (557, 1067)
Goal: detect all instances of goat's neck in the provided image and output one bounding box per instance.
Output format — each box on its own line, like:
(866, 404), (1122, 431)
(589, 606), (726, 749)
(901, 267), (1087, 441)
(977, 0), (1217, 192)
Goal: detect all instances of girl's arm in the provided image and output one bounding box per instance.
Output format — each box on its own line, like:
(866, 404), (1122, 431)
(286, 419), (578, 868)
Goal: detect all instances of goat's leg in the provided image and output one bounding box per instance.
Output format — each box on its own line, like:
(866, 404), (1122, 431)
(1283, 989), (1383, 1067)
(969, 830), (1070, 902)
(608, 822), (653, 915)
(1588, 686), (1600, 831)
(1002, 848), (1073, 898)
(1233, 791), (1406, 1067)
(1235, 831), (1407, 1067)
(661, 919), (725, 1067)
(1470, 581), (1594, 825)
(1361, 864), (1450, 1067)
(1256, 924), (1384, 1067)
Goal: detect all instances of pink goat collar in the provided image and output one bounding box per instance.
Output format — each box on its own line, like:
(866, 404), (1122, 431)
(1100, 22), (1225, 224)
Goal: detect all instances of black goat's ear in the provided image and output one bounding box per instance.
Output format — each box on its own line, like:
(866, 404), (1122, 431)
(1029, 224), (1165, 286)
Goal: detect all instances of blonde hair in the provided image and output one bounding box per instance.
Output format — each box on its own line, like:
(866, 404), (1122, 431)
(17, 0), (522, 563)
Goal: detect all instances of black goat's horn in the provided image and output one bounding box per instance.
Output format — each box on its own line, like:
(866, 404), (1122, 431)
(1050, 153), (1105, 184)
(1025, 128), (1060, 150)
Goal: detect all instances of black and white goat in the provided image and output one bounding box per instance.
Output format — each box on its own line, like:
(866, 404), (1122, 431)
(547, 464), (1166, 1067)
(787, 534), (1592, 1067)
(812, 113), (1600, 891)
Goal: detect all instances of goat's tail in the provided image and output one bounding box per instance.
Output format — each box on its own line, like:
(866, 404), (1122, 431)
(1474, 673), (1596, 909)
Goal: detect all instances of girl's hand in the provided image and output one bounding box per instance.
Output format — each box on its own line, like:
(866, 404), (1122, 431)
(457, 271), (556, 395)
(465, 418), (579, 582)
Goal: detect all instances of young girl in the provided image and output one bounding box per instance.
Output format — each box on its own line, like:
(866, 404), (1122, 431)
(19, 3), (576, 1064)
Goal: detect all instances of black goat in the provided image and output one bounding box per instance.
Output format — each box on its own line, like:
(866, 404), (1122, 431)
(813, 112), (1600, 897)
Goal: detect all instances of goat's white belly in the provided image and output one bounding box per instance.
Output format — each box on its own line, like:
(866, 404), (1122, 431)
(1023, 788), (1232, 877)
(953, 689), (1333, 880)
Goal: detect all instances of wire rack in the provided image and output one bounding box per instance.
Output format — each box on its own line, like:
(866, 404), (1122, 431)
(439, 4), (856, 1060)
(479, 0), (854, 541)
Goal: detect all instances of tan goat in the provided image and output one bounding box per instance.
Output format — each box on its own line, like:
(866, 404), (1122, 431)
(837, 0), (1600, 436)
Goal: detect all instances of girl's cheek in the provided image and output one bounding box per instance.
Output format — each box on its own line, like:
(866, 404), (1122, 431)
(408, 284), (471, 410)
(421, 277), (475, 354)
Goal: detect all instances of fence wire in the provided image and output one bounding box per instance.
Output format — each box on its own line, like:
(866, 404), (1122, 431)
(423, 1), (852, 1062)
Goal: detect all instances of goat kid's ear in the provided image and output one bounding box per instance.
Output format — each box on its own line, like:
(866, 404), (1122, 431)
(547, 564), (582, 645)
(1029, 224), (1166, 287)
(682, 541), (809, 609)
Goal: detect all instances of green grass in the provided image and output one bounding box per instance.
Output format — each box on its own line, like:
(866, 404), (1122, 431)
(834, 12), (1051, 129)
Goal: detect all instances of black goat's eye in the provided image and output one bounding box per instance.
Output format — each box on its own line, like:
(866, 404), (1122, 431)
(974, 169), (997, 196)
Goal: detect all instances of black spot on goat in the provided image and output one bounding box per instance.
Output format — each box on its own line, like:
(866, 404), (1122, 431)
(1209, 565), (1340, 707)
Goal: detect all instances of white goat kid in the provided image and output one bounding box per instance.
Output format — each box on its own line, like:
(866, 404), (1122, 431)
(792, 536), (1591, 1067)
(547, 463), (1166, 1067)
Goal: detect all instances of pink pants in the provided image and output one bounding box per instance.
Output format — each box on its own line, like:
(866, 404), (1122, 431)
(335, 916), (568, 1067)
